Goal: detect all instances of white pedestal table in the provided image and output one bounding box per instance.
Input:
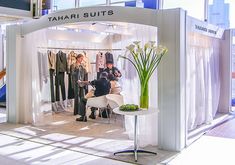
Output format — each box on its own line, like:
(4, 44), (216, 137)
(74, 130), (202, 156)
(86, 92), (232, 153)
(113, 107), (158, 162)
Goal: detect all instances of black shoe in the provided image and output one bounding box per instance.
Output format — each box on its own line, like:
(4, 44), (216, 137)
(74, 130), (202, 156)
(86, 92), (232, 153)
(89, 114), (96, 119)
(76, 116), (87, 122)
(99, 108), (110, 118)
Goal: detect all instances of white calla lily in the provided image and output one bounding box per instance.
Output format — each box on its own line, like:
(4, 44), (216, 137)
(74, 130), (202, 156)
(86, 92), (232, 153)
(133, 41), (141, 45)
(121, 41), (167, 109)
(126, 44), (135, 51)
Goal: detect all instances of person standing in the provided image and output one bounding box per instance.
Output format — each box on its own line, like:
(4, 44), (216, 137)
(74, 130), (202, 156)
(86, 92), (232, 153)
(71, 54), (87, 116)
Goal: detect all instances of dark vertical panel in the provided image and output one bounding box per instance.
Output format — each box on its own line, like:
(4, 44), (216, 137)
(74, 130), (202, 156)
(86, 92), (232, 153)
(0, 0), (31, 11)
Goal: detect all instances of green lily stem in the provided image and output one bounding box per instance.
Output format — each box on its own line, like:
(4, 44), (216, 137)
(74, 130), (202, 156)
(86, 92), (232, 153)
(140, 82), (149, 109)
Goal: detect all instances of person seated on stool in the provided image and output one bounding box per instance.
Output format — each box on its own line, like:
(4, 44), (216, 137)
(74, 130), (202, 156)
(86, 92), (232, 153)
(107, 73), (122, 95)
(104, 60), (122, 81)
(76, 72), (111, 122)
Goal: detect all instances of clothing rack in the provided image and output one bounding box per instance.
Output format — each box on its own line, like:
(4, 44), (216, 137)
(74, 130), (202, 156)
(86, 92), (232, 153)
(37, 47), (124, 51)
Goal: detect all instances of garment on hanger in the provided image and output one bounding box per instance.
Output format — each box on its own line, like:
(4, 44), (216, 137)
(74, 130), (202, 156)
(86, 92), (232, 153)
(56, 50), (67, 74)
(96, 52), (106, 72)
(55, 50), (67, 101)
(67, 51), (77, 73)
(71, 62), (87, 115)
(96, 52), (106, 79)
(48, 50), (56, 70)
(105, 52), (114, 64)
(67, 51), (77, 99)
(82, 51), (91, 94)
(47, 50), (56, 103)
(38, 51), (49, 91)
(82, 51), (92, 73)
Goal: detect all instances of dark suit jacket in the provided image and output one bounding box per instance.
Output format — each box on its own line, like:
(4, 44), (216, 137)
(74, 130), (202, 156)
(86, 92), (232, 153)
(56, 51), (67, 74)
(105, 52), (114, 63)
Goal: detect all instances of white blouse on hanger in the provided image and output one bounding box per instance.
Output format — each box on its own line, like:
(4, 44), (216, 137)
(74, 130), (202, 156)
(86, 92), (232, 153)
(48, 51), (56, 70)
(67, 51), (77, 73)
(96, 52), (106, 72)
(82, 53), (92, 73)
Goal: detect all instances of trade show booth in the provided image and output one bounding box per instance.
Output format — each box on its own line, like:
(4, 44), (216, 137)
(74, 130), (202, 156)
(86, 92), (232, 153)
(6, 6), (231, 152)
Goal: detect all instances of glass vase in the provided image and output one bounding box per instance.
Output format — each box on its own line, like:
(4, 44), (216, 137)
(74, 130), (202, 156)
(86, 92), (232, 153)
(140, 82), (149, 109)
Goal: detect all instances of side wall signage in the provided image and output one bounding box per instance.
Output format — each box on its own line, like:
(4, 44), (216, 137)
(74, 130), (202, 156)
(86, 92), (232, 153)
(0, 0), (30, 11)
(188, 16), (224, 39)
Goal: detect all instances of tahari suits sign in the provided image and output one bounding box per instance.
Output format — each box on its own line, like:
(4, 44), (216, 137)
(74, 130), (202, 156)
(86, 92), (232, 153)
(21, 6), (159, 35)
(48, 10), (114, 22)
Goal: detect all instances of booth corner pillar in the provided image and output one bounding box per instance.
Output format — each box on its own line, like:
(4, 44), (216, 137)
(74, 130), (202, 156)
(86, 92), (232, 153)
(6, 25), (21, 123)
(157, 8), (187, 151)
(218, 29), (232, 113)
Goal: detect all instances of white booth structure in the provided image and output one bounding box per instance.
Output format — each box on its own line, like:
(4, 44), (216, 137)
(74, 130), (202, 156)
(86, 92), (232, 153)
(6, 6), (232, 152)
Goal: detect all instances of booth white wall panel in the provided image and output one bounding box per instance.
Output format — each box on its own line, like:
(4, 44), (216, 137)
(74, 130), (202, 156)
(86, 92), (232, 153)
(6, 25), (21, 123)
(219, 30), (232, 113)
(157, 9), (186, 151)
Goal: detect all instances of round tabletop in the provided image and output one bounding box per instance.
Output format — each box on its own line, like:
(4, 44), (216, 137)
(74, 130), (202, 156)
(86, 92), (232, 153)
(113, 107), (158, 116)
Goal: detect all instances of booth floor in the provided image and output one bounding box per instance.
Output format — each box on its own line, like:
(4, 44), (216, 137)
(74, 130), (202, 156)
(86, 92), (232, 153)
(168, 114), (235, 165)
(0, 108), (177, 165)
(0, 107), (6, 123)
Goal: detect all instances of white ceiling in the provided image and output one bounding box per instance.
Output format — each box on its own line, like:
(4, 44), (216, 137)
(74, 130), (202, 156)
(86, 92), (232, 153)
(59, 21), (137, 36)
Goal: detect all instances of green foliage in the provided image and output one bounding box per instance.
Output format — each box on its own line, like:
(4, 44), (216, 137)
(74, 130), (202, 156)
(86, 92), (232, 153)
(120, 104), (139, 111)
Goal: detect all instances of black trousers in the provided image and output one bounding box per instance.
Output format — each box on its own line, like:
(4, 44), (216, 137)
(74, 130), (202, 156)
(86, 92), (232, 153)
(74, 84), (85, 115)
(55, 72), (66, 101)
(49, 69), (55, 103)
(77, 98), (96, 117)
(84, 73), (88, 94)
(67, 74), (74, 99)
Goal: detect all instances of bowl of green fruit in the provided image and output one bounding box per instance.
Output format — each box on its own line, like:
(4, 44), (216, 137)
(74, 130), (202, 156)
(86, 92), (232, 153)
(119, 104), (139, 111)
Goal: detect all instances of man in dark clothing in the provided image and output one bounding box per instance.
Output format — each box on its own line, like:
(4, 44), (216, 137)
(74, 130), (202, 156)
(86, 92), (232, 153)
(76, 72), (111, 122)
(104, 61), (122, 80)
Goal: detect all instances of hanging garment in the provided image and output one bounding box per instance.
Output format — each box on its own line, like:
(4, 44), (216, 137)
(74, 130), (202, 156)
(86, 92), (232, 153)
(38, 52), (49, 91)
(55, 51), (68, 101)
(71, 63), (87, 115)
(67, 51), (77, 99)
(81, 52), (91, 94)
(56, 50), (68, 74)
(67, 51), (77, 73)
(49, 68), (55, 102)
(96, 52), (106, 72)
(47, 51), (56, 103)
(48, 50), (56, 70)
(105, 52), (114, 63)
(82, 52), (92, 73)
